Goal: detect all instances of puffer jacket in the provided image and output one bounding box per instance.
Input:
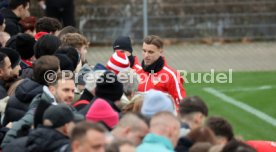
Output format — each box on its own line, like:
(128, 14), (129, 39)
(3, 78), (43, 126)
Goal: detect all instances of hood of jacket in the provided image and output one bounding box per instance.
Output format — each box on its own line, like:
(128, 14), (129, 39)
(26, 126), (69, 152)
(15, 78), (43, 103)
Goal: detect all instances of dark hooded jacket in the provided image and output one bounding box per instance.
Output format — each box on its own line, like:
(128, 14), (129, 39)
(3, 78), (43, 126)
(0, 8), (23, 36)
(26, 126), (69, 152)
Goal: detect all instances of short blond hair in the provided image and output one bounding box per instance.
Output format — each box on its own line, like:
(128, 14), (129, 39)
(61, 33), (89, 49)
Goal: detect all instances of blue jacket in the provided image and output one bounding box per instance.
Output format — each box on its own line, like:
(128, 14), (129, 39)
(137, 133), (175, 152)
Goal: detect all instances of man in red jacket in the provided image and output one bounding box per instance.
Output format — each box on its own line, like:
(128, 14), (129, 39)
(137, 35), (186, 109)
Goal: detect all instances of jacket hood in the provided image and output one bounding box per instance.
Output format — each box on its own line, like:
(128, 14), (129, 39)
(15, 78), (43, 103)
(26, 126), (69, 152)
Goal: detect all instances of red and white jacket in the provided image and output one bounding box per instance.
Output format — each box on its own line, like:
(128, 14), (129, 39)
(131, 56), (142, 72)
(137, 65), (186, 109)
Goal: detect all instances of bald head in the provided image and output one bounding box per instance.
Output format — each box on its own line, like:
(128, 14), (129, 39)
(112, 113), (148, 145)
(150, 112), (181, 147)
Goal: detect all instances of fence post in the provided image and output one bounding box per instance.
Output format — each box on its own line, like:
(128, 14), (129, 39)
(143, 0), (148, 38)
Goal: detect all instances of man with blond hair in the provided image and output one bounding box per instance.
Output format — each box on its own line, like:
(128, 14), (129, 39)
(61, 33), (89, 66)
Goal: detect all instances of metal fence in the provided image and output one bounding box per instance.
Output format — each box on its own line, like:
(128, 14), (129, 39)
(31, 0), (276, 43)
(76, 0), (276, 43)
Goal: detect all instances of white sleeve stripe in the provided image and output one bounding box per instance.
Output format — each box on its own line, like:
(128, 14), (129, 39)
(164, 66), (183, 100)
(135, 64), (142, 69)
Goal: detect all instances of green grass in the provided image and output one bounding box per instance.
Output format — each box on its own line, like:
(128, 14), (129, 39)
(184, 71), (276, 141)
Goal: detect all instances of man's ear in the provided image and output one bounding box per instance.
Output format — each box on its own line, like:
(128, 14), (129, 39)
(48, 85), (56, 95)
(123, 127), (131, 135)
(0, 69), (3, 78)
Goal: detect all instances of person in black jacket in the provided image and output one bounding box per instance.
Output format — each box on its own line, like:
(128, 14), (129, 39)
(2, 55), (60, 126)
(0, 0), (30, 36)
(38, 0), (75, 27)
(0, 52), (12, 99)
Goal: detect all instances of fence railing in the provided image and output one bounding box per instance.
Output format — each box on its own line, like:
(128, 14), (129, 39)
(31, 0), (276, 43)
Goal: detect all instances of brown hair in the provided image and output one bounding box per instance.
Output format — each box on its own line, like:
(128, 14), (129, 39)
(61, 33), (89, 49)
(187, 126), (217, 145)
(179, 96), (208, 117)
(32, 55), (60, 85)
(71, 121), (106, 142)
(143, 35), (163, 49)
(206, 116), (234, 141)
(47, 71), (74, 86)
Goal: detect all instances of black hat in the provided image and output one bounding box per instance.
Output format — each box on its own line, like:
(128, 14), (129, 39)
(16, 33), (35, 60)
(95, 71), (123, 102)
(113, 36), (133, 53)
(34, 34), (61, 59)
(56, 46), (80, 71)
(0, 47), (20, 68)
(55, 53), (74, 71)
(43, 104), (75, 128)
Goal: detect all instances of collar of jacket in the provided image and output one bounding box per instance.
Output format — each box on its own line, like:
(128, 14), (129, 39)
(142, 56), (164, 73)
(142, 133), (174, 150)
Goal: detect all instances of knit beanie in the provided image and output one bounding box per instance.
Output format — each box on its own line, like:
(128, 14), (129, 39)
(95, 71), (123, 102)
(86, 98), (119, 129)
(113, 36), (133, 53)
(141, 89), (175, 117)
(0, 47), (20, 68)
(106, 51), (130, 74)
(15, 33), (35, 60)
(54, 53), (74, 71)
(34, 34), (61, 59)
(56, 46), (80, 71)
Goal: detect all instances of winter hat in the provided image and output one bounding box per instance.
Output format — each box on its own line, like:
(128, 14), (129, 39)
(43, 104), (75, 128)
(15, 33), (35, 60)
(56, 46), (80, 71)
(113, 36), (133, 53)
(34, 34), (61, 59)
(86, 98), (119, 129)
(95, 71), (123, 102)
(0, 47), (20, 68)
(54, 53), (74, 71)
(0, 12), (4, 25)
(141, 89), (175, 117)
(106, 51), (130, 74)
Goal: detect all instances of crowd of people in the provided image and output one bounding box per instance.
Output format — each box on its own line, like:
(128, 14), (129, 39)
(0, 0), (274, 152)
